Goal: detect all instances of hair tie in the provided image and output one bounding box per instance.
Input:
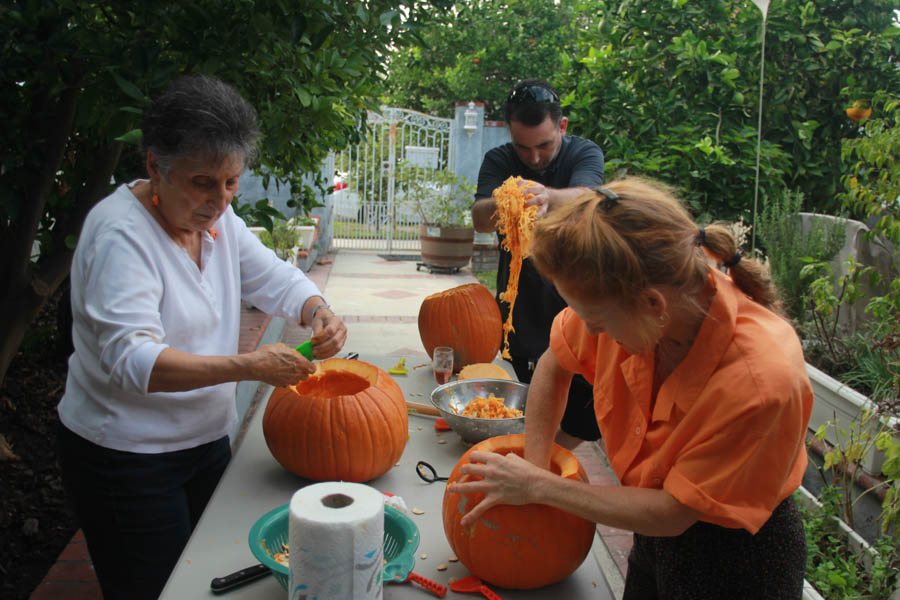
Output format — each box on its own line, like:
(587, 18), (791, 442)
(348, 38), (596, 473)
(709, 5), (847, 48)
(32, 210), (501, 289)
(697, 227), (706, 246)
(152, 194), (160, 206)
(723, 253), (742, 268)
(593, 186), (619, 212)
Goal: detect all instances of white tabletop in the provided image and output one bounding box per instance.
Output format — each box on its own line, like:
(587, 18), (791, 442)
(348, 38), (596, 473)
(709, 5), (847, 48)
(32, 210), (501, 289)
(160, 354), (614, 599)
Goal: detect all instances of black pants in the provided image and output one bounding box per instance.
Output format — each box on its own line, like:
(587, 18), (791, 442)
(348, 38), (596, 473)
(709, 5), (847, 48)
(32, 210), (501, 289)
(58, 424), (231, 600)
(623, 496), (807, 599)
(508, 355), (601, 441)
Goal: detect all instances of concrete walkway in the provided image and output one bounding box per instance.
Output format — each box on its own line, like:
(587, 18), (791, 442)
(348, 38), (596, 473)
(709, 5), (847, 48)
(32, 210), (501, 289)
(30, 249), (631, 600)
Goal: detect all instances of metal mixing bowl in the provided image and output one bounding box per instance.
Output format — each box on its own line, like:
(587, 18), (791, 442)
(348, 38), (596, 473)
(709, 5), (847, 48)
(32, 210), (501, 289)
(430, 378), (528, 444)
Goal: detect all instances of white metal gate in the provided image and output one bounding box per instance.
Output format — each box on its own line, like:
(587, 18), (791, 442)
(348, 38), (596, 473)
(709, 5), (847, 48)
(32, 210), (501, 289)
(332, 107), (455, 252)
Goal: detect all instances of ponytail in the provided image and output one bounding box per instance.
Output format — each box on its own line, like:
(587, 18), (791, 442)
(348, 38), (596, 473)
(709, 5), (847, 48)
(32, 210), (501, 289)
(699, 223), (783, 315)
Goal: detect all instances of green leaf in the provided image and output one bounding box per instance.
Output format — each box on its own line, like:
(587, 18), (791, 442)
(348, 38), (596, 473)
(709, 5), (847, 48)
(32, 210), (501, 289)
(295, 87), (312, 107)
(114, 129), (143, 145)
(107, 70), (148, 105)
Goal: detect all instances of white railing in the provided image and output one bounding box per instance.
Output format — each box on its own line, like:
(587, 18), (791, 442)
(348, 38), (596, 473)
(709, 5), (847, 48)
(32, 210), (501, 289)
(330, 107), (453, 252)
(332, 199), (423, 251)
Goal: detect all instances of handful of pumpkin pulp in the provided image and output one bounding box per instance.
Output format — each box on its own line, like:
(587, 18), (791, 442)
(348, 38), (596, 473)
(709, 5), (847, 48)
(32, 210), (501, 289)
(493, 176), (539, 359)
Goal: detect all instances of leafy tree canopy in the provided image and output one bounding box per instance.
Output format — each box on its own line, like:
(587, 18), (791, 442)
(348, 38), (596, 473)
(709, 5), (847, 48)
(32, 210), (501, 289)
(385, 0), (581, 120)
(386, 0), (900, 226)
(560, 0), (900, 222)
(0, 0), (429, 384)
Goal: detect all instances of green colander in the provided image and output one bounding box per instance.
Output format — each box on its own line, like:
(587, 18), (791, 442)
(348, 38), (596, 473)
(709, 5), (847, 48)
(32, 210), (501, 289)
(248, 502), (420, 590)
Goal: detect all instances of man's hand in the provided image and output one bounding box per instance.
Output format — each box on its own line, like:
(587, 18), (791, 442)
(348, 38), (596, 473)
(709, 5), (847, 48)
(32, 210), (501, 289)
(521, 180), (593, 217)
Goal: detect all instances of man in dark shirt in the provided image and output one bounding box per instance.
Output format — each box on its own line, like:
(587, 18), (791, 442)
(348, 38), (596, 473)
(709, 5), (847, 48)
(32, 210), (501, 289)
(471, 79), (605, 447)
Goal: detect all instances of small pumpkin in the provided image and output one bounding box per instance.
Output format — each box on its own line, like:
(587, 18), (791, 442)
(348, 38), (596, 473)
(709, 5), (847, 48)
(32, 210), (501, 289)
(457, 363), (513, 381)
(442, 434), (595, 589)
(262, 358), (408, 482)
(418, 283), (502, 371)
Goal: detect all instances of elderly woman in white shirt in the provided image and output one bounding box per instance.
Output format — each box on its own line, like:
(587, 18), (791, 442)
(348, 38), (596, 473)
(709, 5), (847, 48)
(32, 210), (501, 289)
(56, 75), (347, 600)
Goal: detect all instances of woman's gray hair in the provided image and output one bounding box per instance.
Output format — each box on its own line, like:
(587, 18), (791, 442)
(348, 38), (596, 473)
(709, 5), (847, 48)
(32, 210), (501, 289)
(141, 75), (260, 176)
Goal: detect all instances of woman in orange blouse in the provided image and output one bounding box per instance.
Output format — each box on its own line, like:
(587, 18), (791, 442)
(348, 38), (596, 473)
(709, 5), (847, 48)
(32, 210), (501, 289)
(449, 177), (813, 598)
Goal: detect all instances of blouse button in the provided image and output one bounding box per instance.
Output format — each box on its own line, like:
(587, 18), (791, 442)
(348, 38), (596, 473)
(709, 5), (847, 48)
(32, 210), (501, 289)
(653, 477), (663, 486)
(634, 426), (642, 436)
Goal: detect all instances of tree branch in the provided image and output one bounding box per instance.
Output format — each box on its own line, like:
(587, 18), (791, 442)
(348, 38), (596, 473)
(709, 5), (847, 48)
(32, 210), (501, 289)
(8, 75), (82, 285)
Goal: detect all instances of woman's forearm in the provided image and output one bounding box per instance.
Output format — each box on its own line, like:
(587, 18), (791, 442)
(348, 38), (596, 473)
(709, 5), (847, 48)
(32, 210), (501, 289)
(524, 350), (572, 469)
(299, 295), (328, 327)
(147, 347), (255, 392)
(533, 473), (702, 537)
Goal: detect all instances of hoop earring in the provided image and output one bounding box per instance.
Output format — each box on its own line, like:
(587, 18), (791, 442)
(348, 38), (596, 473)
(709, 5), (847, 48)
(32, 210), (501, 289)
(152, 194), (160, 206)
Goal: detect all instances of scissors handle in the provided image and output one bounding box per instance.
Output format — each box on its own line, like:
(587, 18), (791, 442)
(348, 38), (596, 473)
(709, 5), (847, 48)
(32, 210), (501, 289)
(416, 460), (448, 483)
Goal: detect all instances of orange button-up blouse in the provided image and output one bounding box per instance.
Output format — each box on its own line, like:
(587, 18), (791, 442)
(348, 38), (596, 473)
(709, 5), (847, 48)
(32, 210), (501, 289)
(549, 269), (813, 534)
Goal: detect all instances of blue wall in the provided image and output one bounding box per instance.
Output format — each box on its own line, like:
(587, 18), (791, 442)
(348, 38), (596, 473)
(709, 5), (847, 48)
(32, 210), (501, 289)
(237, 157), (336, 255)
(451, 103), (511, 192)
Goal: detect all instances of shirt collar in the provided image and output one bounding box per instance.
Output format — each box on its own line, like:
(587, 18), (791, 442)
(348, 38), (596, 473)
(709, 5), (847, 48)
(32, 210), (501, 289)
(651, 269), (737, 422)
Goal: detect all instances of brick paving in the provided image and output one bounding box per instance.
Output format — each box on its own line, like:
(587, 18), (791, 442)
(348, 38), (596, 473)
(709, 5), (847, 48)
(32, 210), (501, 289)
(29, 250), (632, 599)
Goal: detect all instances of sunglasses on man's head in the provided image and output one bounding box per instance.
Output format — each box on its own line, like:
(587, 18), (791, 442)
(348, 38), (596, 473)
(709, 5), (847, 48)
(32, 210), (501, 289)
(507, 84), (560, 105)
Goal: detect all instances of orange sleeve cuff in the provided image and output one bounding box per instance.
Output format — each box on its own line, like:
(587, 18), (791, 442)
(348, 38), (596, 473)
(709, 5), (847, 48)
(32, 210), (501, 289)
(665, 466), (772, 534)
(550, 309), (588, 376)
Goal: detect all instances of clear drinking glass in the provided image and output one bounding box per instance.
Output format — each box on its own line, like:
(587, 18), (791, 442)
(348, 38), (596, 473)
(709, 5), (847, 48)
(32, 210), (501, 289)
(432, 346), (454, 385)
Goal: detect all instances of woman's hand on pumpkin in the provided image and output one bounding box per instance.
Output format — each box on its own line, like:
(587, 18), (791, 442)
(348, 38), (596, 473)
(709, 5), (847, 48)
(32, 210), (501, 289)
(309, 308), (347, 359)
(451, 450), (543, 528)
(252, 343), (316, 386)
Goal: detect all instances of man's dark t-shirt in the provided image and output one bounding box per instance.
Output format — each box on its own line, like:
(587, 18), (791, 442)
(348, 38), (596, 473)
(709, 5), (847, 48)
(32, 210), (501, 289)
(475, 135), (605, 361)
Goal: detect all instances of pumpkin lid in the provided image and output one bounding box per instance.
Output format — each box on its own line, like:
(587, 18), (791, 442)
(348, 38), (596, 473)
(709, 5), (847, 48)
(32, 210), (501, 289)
(457, 363), (513, 381)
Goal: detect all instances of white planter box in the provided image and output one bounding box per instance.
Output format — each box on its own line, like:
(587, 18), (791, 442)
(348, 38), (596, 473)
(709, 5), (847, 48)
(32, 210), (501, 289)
(796, 486), (900, 600)
(293, 224), (316, 250)
(248, 224), (316, 254)
(806, 363), (898, 475)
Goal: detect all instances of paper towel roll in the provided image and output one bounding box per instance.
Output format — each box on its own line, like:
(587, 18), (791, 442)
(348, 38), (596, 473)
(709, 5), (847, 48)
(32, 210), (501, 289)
(288, 482), (385, 600)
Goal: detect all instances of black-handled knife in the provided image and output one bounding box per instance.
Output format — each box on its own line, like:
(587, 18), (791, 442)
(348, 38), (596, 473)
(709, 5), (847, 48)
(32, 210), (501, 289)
(210, 563), (270, 594)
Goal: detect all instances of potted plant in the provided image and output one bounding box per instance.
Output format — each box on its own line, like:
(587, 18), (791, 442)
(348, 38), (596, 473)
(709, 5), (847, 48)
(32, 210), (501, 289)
(256, 218), (303, 266)
(395, 159), (476, 269)
(288, 215), (319, 253)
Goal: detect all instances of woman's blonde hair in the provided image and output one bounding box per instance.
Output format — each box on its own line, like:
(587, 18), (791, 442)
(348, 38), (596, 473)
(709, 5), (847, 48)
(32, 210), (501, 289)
(530, 176), (781, 314)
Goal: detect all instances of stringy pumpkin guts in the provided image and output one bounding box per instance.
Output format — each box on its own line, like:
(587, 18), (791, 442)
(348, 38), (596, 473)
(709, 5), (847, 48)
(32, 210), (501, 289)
(456, 393), (523, 419)
(494, 176), (539, 359)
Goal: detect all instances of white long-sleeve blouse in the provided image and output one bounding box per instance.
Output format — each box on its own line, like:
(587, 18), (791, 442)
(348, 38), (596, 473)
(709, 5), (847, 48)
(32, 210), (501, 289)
(58, 181), (323, 453)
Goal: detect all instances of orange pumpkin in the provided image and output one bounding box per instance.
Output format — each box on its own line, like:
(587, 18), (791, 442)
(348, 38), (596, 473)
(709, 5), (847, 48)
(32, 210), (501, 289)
(442, 434), (595, 589)
(262, 358), (407, 482)
(418, 283), (502, 370)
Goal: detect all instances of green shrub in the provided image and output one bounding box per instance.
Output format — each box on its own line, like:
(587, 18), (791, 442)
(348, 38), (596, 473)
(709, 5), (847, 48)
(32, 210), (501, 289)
(757, 189), (845, 320)
(798, 486), (900, 600)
